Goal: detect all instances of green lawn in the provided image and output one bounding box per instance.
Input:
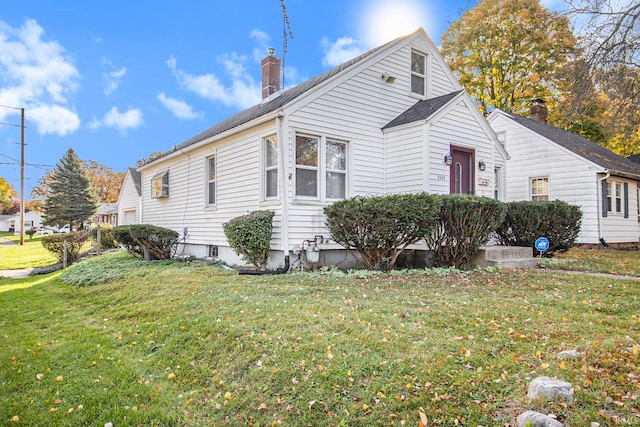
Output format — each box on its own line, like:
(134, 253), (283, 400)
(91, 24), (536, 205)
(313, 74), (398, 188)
(549, 248), (640, 276)
(1, 251), (638, 426)
(0, 232), (57, 270)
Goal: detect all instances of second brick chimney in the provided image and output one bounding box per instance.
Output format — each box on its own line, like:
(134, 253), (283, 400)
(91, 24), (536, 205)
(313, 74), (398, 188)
(530, 98), (548, 124)
(261, 48), (281, 100)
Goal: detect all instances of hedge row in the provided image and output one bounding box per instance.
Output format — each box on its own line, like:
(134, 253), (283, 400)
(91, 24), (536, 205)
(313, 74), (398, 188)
(325, 193), (582, 270)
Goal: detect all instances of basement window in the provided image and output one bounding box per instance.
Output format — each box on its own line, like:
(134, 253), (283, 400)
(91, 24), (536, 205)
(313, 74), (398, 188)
(151, 170), (169, 198)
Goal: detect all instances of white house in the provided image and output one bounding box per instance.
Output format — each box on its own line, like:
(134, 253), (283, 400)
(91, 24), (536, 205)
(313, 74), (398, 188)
(117, 167), (142, 225)
(488, 100), (640, 247)
(136, 28), (508, 267)
(0, 214), (13, 232)
(9, 211), (43, 235)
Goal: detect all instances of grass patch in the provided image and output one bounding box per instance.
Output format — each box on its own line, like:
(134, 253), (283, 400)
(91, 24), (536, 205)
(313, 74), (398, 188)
(0, 232), (57, 270)
(1, 254), (639, 426)
(544, 248), (640, 276)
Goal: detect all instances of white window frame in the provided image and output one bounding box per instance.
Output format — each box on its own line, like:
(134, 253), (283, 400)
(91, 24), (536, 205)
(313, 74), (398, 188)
(607, 180), (623, 214)
(206, 155), (216, 207)
(410, 50), (427, 97)
(151, 170), (169, 199)
(530, 177), (549, 201)
(294, 132), (348, 202)
(262, 135), (279, 201)
(494, 167), (503, 200)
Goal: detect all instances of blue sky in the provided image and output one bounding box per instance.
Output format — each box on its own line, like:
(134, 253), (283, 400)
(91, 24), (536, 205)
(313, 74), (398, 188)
(1, 0), (565, 198)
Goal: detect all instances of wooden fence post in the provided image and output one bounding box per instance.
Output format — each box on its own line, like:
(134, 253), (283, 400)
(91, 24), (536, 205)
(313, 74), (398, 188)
(63, 239), (68, 268)
(97, 227), (101, 256)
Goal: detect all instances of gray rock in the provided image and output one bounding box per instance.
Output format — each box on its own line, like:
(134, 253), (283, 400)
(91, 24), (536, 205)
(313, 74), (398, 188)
(527, 376), (574, 403)
(516, 411), (563, 427)
(555, 350), (583, 359)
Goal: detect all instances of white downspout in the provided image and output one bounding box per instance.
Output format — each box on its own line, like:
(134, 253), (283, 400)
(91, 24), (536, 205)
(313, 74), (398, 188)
(276, 116), (290, 265)
(597, 170), (610, 242)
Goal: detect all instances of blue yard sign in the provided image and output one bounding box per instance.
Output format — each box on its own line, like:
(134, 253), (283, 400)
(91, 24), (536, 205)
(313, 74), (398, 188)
(535, 237), (550, 256)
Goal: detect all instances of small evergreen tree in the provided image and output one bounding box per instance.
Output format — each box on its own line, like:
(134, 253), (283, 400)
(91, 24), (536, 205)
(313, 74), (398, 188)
(43, 148), (100, 229)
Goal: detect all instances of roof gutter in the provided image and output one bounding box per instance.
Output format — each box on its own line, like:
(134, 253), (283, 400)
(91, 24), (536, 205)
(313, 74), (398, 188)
(138, 109), (284, 171)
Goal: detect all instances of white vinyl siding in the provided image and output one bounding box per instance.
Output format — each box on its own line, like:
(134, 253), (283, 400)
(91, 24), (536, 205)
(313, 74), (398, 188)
(117, 170), (141, 225)
(140, 120), (283, 257)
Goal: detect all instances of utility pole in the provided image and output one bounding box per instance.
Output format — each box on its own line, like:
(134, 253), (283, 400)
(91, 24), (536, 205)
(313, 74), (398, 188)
(20, 108), (25, 246)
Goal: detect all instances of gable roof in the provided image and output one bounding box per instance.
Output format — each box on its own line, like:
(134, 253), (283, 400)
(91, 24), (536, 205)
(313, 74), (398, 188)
(498, 110), (640, 180)
(142, 30), (422, 167)
(127, 167), (141, 196)
(382, 91), (463, 130)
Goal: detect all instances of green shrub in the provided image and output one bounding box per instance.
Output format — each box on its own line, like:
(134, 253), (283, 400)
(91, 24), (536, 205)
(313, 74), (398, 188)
(495, 200), (582, 256)
(223, 210), (275, 270)
(425, 194), (506, 269)
(26, 227), (36, 239)
(324, 193), (442, 271)
(41, 231), (90, 264)
(112, 225), (143, 257)
(122, 224), (180, 260)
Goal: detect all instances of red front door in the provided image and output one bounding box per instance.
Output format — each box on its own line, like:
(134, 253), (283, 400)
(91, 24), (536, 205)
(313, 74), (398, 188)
(450, 146), (475, 194)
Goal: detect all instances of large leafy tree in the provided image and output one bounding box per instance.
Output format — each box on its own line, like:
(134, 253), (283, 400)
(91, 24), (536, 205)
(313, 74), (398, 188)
(31, 160), (124, 203)
(440, 0), (576, 115)
(43, 148), (100, 229)
(83, 160), (125, 203)
(0, 177), (17, 213)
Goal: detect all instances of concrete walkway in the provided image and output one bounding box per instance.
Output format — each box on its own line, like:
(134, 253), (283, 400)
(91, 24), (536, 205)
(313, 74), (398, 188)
(0, 269), (32, 279)
(0, 236), (17, 246)
(1, 236), (31, 278)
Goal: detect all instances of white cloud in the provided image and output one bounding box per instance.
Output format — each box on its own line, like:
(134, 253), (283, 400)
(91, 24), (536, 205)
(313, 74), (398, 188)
(102, 58), (127, 95)
(166, 55), (261, 109)
(320, 37), (364, 68)
(29, 105), (80, 136)
(157, 92), (201, 120)
(250, 29), (272, 62)
(89, 107), (143, 132)
(0, 19), (80, 135)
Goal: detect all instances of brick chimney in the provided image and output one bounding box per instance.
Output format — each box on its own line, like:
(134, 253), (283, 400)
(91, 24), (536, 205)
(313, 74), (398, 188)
(261, 48), (281, 99)
(530, 98), (548, 124)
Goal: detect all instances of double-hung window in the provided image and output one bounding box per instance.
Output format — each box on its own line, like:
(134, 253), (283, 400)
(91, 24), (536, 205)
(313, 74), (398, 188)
(207, 156), (216, 206)
(608, 181), (623, 214)
(530, 177), (549, 201)
(263, 136), (278, 199)
(295, 133), (347, 201)
(411, 50), (426, 96)
(151, 170), (169, 198)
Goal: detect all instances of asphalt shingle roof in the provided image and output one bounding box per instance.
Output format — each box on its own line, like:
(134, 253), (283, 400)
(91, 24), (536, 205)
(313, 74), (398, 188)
(500, 110), (640, 180)
(127, 167), (141, 196)
(382, 91), (462, 130)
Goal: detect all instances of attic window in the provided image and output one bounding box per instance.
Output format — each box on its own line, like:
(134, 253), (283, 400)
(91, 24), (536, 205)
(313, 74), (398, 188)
(151, 170), (169, 198)
(410, 50), (426, 96)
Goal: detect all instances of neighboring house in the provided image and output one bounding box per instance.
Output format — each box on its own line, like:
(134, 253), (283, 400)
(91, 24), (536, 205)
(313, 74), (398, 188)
(93, 203), (118, 226)
(0, 214), (13, 232)
(137, 28), (508, 267)
(117, 168), (142, 225)
(488, 100), (640, 246)
(8, 211), (43, 235)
